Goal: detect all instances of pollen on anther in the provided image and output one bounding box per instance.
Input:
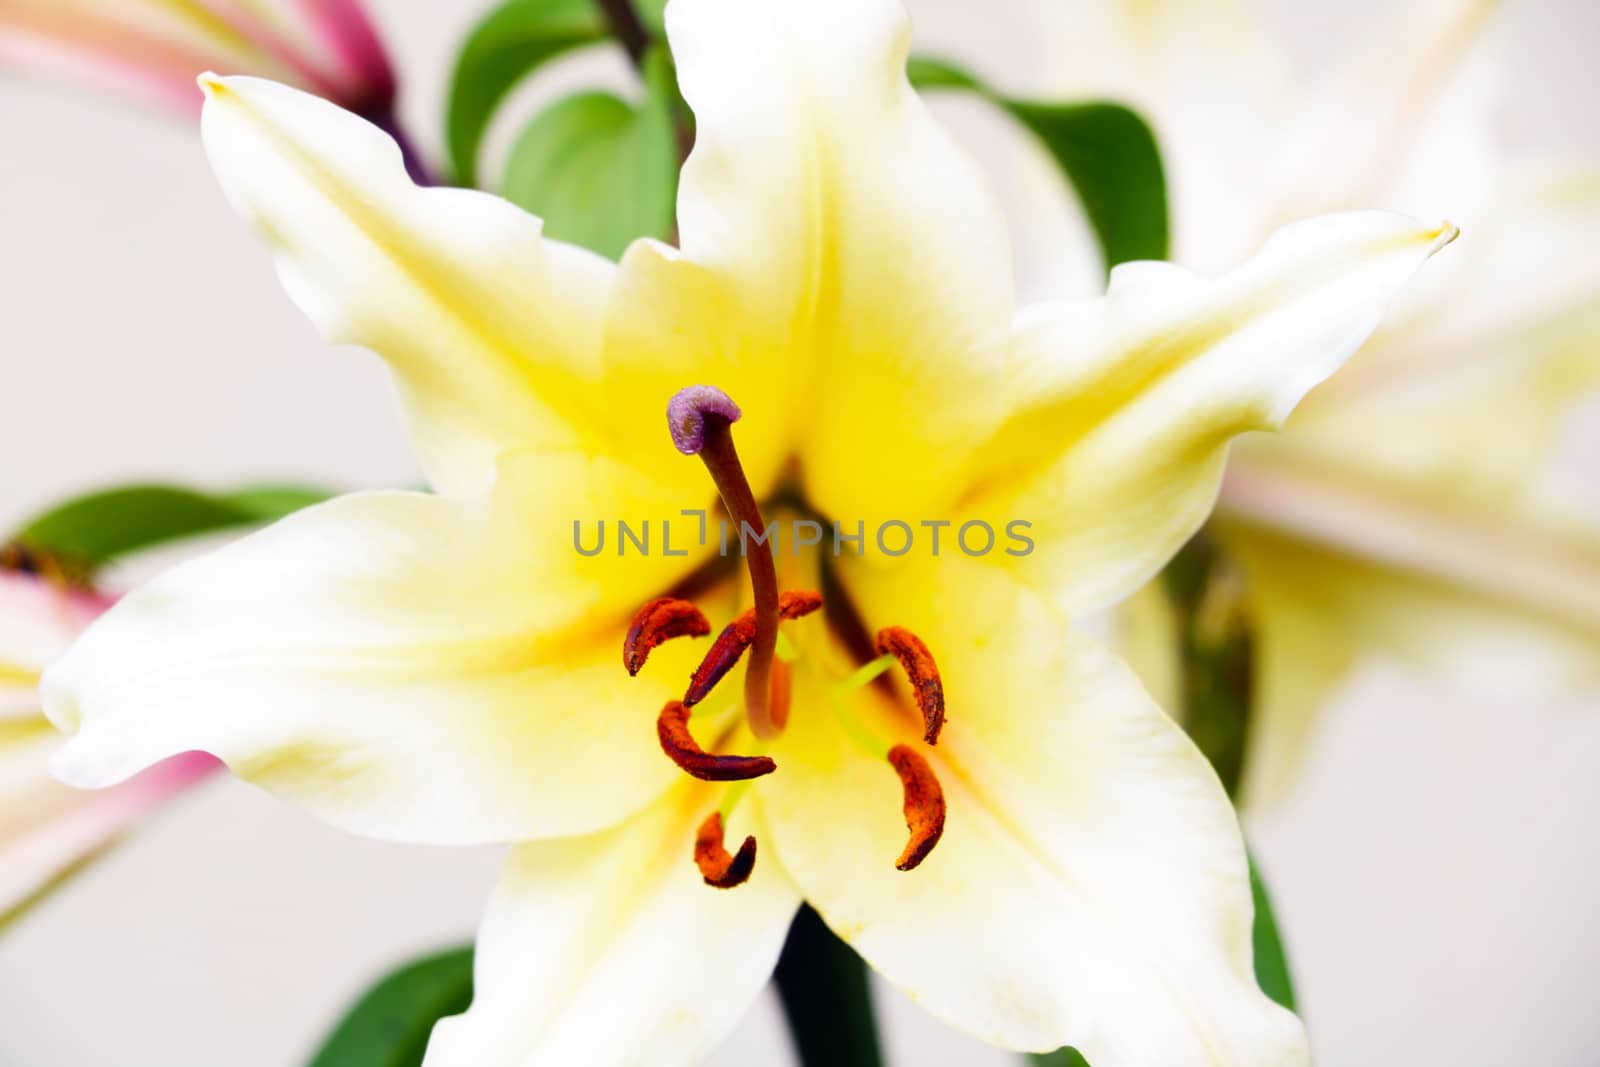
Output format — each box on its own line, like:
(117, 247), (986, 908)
(877, 626), (946, 744)
(624, 597), (711, 676)
(684, 590), (824, 706)
(887, 743), (946, 871)
(694, 811), (757, 888)
(657, 701), (776, 781)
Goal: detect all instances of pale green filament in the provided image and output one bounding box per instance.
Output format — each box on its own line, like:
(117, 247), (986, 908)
(827, 658), (897, 759)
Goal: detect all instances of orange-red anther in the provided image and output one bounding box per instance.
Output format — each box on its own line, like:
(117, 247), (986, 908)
(776, 589), (824, 621)
(656, 701), (776, 781)
(694, 811), (757, 888)
(624, 597), (712, 676)
(887, 744), (946, 871)
(876, 626), (946, 745)
(684, 589), (823, 706)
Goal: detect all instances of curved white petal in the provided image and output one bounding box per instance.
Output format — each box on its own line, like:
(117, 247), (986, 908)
(43, 454), (716, 846)
(605, 0), (1017, 521)
(956, 211), (1455, 618)
(425, 786), (799, 1067)
(199, 75), (616, 496)
(760, 557), (1303, 1063)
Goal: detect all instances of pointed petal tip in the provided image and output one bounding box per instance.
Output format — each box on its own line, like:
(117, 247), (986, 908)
(197, 72), (227, 98)
(1430, 220), (1461, 252)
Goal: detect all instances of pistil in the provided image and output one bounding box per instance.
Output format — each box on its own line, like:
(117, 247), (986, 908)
(668, 386), (783, 739)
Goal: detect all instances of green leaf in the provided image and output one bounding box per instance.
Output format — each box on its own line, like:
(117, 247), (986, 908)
(444, 0), (608, 187)
(501, 45), (680, 259)
(11, 483), (333, 568)
(774, 905), (884, 1067)
(307, 946), (474, 1067)
(907, 55), (1169, 269)
(1028, 1049), (1091, 1067)
(1250, 851), (1297, 1011)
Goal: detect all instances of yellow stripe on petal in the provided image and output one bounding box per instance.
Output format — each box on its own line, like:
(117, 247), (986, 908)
(199, 75), (618, 496)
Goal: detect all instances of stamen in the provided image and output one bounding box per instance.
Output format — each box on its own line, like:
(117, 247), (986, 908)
(887, 744), (946, 871)
(769, 657), (793, 732)
(684, 590), (823, 707)
(694, 811), (757, 889)
(667, 385), (781, 740)
(876, 627), (946, 745)
(657, 701), (776, 781)
(623, 597), (711, 676)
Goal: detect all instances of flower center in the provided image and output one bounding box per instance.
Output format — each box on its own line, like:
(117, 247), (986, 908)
(622, 386), (948, 889)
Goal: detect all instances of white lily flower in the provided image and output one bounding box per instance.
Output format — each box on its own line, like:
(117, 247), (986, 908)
(1044, 0), (1600, 804)
(40, 0), (1451, 1061)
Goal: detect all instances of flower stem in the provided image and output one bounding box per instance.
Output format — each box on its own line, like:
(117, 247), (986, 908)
(589, 0), (695, 164)
(774, 906), (884, 1067)
(592, 0), (651, 67)
(1161, 529), (1254, 797)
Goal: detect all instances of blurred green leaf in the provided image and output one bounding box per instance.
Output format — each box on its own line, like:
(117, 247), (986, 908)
(907, 55), (1169, 269)
(775, 905), (884, 1067)
(445, 0), (607, 187)
(1029, 1049), (1091, 1067)
(307, 946), (474, 1067)
(501, 45), (680, 258)
(11, 483), (332, 568)
(1251, 850), (1296, 1011)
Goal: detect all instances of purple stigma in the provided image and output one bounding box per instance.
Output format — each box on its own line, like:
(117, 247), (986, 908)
(667, 386), (743, 455)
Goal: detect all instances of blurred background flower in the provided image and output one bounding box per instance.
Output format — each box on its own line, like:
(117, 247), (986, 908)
(0, 565), (218, 924)
(1038, 0), (1600, 808)
(0, 0), (395, 117)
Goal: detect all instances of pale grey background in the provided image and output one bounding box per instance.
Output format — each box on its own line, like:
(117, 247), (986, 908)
(1, 1), (1597, 1064)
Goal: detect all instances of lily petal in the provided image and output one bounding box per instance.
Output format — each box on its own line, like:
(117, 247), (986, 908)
(1219, 495), (1600, 807)
(602, 0), (1017, 519)
(43, 454), (715, 846)
(424, 784), (799, 1066)
(0, 571), (214, 922)
(761, 557), (1303, 1063)
(0, 571), (106, 692)
(0, 727), (216, 924)
(199, 75), (616, 496)
(959, 211), (1456, 618)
